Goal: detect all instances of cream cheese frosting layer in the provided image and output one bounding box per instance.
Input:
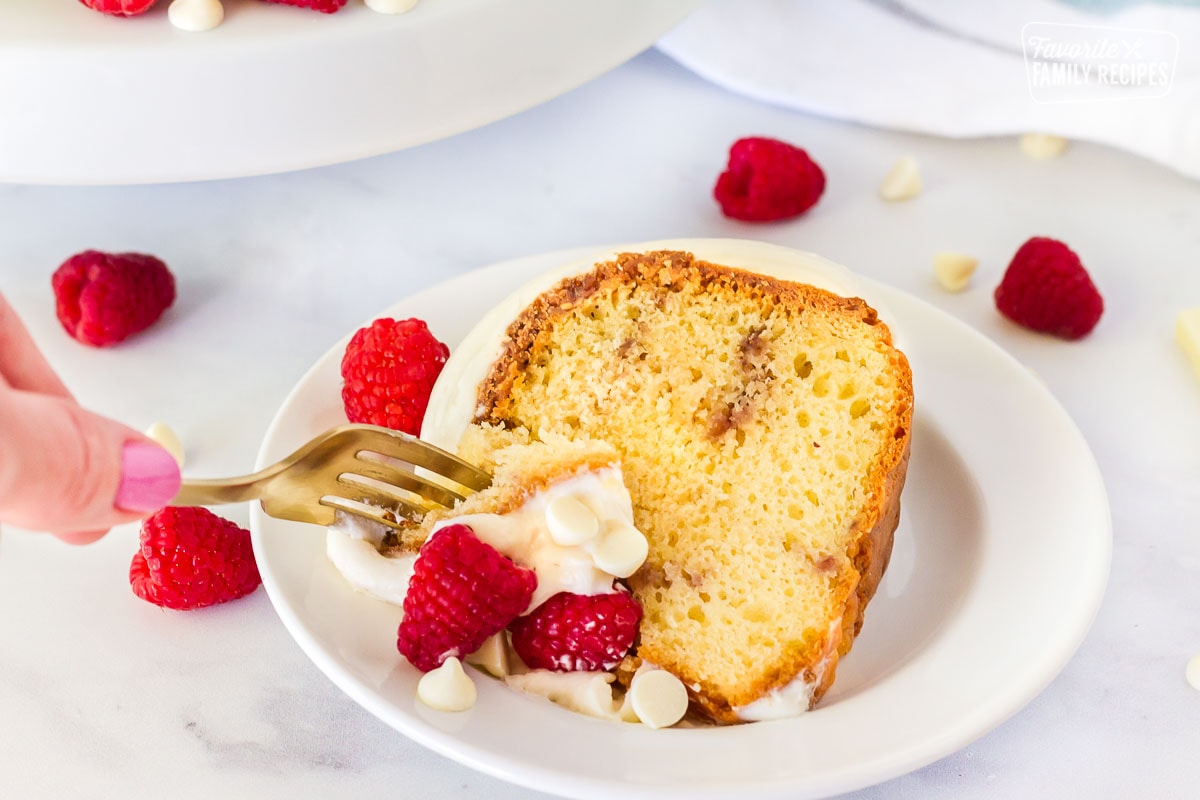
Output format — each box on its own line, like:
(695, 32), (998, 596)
(327, 467), (644, 614)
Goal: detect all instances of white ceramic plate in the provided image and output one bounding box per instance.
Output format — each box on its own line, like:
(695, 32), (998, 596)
(0, 0), (700, 185)
(250, 246), (1111, 800)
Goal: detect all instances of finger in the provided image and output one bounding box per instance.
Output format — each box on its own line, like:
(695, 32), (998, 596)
(53, 529), (109, 546)
(0, 293), (72, 398)
(0, 388), (180, 536)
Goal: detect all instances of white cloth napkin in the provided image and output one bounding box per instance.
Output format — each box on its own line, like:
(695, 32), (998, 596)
(659, 0), (1200, 179)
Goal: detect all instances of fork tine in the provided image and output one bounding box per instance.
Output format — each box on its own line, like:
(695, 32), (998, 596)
(319, 494), (428, 530)
(335, 473), (448, 517)
(352, 451), (471, 507)
(344, 426), (492, 492)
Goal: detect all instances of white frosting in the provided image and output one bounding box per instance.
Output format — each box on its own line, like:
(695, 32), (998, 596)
(417, 657), (477, 712)
(324, 466), (645, 619)
(325, 515), (416, 606)
(422, 238), (885, 453)
(731, 670), (822, 722)
(430, 467), (640, 612)
(365, 0), (421, 13)
(732, 620), (841, 721)
(168, 0), (224, 32)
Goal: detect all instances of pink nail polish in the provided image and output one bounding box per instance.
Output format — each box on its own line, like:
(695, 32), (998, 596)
(115, 442), (182, 513)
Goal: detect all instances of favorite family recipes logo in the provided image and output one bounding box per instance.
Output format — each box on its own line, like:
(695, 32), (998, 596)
(1022, 22), (1178, 102)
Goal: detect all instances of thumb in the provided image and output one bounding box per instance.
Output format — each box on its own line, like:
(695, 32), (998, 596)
(0, 388), (181, 538)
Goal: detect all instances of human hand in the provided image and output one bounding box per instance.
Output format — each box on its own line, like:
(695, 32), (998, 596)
(0, 293), (181, 544)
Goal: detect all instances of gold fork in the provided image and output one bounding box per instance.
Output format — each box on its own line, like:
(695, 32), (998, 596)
(172, 423), (491, 529)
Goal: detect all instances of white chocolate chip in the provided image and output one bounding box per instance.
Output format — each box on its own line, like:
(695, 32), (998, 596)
(144, 422), (185, 468)
(505, 670), (626, 719)
(365, 0), (420, 13)
(628, 668), (689, 729)
(932, 252), (979, 293)
(589, 520), (649, 579)
(465, 633), (510, 679)
(1187, 654), (1200, 691)
(545, 495), (600, 546)
(1176, 308), (1200, 381)
(879, 156), (922, 202)
(1019, 133), (1069, 160)
(168, 0), (224, 32)
(417, 657), (477, 712)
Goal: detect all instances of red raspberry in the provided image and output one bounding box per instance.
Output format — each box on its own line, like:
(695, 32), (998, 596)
(340, 317), (449, 436)
(52, 250), (175, 348)
(398, 524), (536, 672)
(994, 237), (1104, 340)
(714, 136), (826, 222)
(258, 0), (348, 12)
(130, 507), (261, 611)
(78, 0), (159, 15)
(510, 591), (642, 672)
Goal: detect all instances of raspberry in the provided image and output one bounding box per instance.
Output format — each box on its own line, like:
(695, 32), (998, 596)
(510, 591), (642, 672)
(78, 0), (159, 15)
(994, 237), (1104, 340)
(52, 250), (175, 348)
(340, 317), (449, 436)
(714, 136), (826, 222)
(398, 524), (536, 672)
(258, 0), (348, 12)
(130, 507), (261, 610)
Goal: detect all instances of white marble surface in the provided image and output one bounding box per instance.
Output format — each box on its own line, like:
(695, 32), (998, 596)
(1, 47), (1199, 799)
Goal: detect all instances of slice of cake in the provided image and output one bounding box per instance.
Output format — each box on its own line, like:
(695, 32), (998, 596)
(430, 246), (913, 723)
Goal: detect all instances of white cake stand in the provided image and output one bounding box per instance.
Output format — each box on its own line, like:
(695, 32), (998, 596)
(0, 0), (700, 185)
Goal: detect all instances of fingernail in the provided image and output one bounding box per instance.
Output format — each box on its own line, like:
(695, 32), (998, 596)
(115, 442), (182, 513)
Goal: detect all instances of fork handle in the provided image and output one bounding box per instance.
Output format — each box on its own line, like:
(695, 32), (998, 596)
(173, 480), (262, 507)
(172, 463), (286, 507)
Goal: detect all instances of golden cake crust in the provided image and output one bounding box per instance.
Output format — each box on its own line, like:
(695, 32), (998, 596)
(472, 249), (913, 722)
